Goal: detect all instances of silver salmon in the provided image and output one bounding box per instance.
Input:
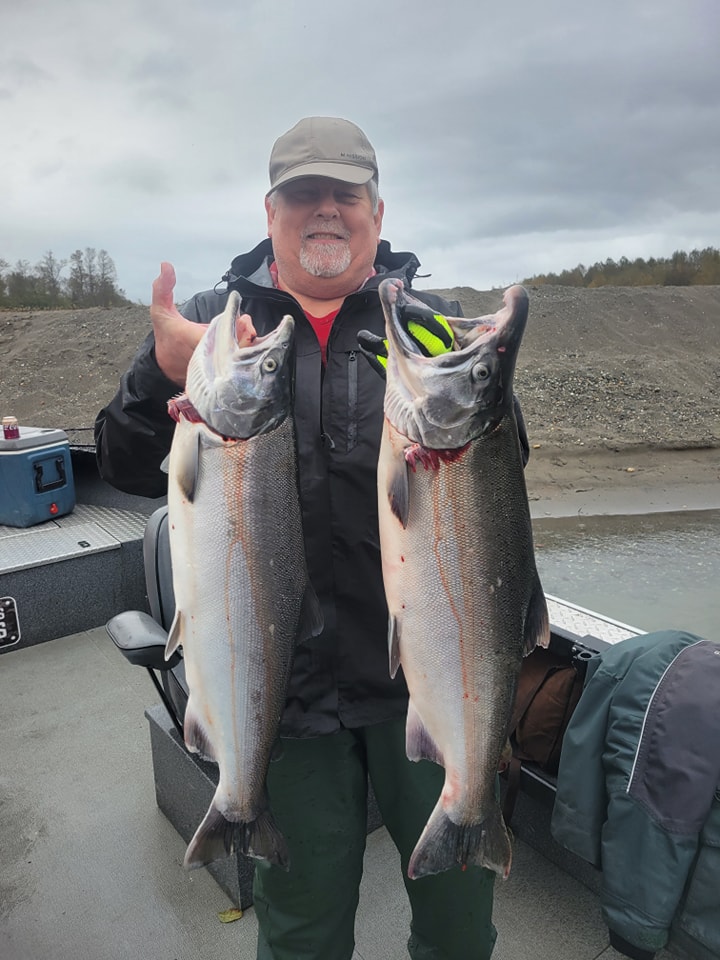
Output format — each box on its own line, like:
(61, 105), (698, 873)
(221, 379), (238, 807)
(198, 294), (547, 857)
(165, 292), (323, 870)
(376, 278), (549, 880)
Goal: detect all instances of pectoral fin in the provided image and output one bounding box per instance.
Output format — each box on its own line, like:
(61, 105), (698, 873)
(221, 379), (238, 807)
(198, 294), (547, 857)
(297, 583), (324, 642)
(387, 453), (410, 528)
(175, 431), (202, 503)
(523, 574), (550, 655)
(165, 609), (183, 659)
(388, 614), (401, 679)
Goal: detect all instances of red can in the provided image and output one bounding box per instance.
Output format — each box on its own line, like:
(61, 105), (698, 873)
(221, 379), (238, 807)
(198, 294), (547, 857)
(2, 417), (20, 440)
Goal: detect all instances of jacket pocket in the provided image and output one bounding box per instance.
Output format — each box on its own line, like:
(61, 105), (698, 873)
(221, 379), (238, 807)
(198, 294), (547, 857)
(674, 791), (720, 954)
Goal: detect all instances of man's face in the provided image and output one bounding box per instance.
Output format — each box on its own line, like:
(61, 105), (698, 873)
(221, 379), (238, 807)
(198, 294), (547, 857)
(265, 176), (384, 300)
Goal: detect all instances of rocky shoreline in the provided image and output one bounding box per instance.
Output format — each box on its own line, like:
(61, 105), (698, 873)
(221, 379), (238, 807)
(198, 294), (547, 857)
(428, 283), (720, 452)
(2, 283), (718, 512)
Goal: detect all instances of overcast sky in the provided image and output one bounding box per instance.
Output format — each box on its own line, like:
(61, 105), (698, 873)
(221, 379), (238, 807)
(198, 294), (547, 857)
(3, 0), (718, 304)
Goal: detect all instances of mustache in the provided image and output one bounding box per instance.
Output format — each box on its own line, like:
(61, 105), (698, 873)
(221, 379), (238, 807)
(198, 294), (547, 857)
(301, 219), (351, 241)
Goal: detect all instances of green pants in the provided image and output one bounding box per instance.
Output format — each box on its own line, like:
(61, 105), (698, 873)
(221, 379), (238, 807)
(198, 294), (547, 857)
(253, 716), (497, 960)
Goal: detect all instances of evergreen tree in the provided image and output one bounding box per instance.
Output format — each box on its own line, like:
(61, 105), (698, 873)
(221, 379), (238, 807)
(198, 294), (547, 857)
(524, 248), (720, 287)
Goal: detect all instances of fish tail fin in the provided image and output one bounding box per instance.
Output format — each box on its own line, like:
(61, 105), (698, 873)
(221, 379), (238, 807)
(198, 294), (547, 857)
(184, 799), (289, 871)
(407, 801), (511, 881)
(241, 807), (290, 869)
(184, 803), (236, 869)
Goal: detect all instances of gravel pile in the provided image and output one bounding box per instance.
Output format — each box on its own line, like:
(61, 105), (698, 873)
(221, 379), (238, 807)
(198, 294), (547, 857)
(427, 283), (720, 450)
(2, 284), (719, 452)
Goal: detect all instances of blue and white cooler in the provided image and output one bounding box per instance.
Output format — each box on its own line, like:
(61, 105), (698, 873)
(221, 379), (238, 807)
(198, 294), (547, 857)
(0, 426), (76, 527)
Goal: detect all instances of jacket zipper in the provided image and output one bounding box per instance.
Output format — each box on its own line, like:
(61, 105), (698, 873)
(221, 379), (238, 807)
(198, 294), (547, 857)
(347, 350), (358, 453)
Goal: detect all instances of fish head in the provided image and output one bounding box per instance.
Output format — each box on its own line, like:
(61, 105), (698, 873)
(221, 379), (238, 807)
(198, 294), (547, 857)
(185, 291), (295, 439)
(379, 278), (529, 448)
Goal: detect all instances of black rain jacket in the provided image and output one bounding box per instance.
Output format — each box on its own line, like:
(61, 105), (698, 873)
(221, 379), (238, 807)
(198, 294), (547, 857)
(95, 238), (530, 736)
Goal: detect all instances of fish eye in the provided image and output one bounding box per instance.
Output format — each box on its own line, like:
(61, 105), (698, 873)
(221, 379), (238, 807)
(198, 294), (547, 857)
(472, 362), (491, 382)
(262, 357), (278, 373)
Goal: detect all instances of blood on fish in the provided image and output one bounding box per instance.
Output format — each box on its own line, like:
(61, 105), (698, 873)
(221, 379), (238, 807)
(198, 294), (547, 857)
(405, 443), (470, 472)
(167, 395), (242, 444)
(168, 394), (204, 423)
(440, 769), (461, 807)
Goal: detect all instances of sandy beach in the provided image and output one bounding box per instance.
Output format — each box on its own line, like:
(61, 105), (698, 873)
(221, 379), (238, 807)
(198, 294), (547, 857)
(2, 283), (718, 517)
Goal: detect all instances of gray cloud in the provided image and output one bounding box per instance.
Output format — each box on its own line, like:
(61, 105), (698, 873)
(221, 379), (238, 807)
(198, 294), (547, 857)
(2, 0), (718, 301)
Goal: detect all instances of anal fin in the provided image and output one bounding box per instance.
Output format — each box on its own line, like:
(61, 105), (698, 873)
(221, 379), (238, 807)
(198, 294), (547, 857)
(406, 698), (444, 765)
(183, 700), (217, 762)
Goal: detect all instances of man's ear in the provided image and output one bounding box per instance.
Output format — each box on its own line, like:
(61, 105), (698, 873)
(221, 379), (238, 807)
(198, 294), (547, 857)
(374, 198), (385, 239)
(265, 196), (275, 237)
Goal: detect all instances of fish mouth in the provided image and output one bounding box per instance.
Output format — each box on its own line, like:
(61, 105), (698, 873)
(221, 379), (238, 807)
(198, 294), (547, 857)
(231, 314), (294, 359)
(379, 278), (529, 447)
(380, 278), (526, 358)
(197, 296), (293, 370)
(185, 295), (295, 439)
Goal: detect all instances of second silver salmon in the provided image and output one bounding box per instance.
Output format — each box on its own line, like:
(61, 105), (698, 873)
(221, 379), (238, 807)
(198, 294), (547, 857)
(376, 278), (549, 881)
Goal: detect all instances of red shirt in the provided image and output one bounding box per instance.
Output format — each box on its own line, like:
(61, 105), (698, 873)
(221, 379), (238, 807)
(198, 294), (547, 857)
(269, 260), (374, 364)
(305, 308), (340, 364)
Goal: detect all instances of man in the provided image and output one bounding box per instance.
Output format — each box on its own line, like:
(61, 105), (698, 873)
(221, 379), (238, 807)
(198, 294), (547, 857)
(96, 117), (528, 960)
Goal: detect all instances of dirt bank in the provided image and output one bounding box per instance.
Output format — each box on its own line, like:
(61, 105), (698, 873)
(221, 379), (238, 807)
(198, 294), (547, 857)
(2, 284), (719, 508)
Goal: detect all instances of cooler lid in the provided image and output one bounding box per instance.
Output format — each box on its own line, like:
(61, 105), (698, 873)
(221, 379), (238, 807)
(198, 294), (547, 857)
(0, 426), (69, 451)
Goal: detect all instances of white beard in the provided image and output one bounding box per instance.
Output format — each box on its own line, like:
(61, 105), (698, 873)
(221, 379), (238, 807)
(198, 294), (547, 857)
(299, 240), (352, 278)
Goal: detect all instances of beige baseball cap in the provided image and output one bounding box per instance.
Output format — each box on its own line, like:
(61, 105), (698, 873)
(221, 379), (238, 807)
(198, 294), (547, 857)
(267, 117), (378, 194)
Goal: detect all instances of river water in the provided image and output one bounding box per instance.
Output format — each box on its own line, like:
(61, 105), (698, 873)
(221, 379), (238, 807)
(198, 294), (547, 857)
(532, 509), (720, 641)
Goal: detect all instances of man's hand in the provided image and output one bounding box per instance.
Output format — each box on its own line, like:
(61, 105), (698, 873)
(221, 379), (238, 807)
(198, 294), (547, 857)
(151, 262), (206, 387)
(357, 303), (455, 377)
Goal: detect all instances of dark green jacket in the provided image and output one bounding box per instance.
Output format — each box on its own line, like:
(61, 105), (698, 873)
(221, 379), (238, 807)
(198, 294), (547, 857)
(551, 630), (720, 960)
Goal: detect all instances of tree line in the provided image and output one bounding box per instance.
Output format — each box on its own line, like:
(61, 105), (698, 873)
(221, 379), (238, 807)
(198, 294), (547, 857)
(0, 249), (130, 308)
(523, 247), (720, 287)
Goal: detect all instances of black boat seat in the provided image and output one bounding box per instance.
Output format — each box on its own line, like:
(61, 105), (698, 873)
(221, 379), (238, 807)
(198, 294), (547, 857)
(106, 505), (188, 733)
